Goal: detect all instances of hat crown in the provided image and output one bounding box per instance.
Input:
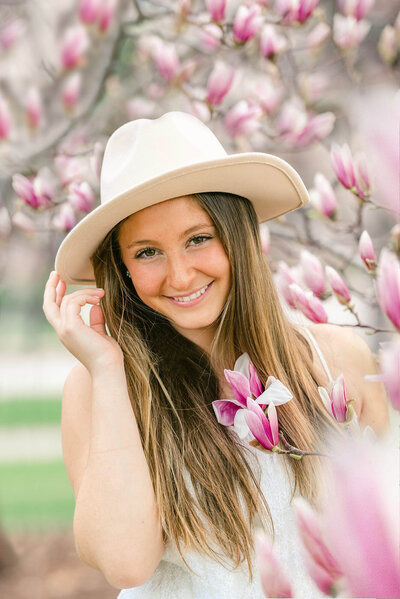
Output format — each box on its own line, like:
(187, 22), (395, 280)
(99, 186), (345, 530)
(100, 111), (227, 205)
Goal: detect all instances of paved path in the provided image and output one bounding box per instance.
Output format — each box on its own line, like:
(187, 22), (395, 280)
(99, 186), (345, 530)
(0, 425), (62, 463)
(0, 349), (77, 400)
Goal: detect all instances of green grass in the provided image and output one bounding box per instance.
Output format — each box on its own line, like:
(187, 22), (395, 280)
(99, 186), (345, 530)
(0, 398), (61, 426)
(0, 460), (75, 533)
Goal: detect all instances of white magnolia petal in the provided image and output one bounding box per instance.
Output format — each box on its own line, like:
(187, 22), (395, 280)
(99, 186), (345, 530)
(233, 352), (251, 377)
(255, 379), (293, 406)
(233, 408), (251, 439)
(318, 386), (332, 414)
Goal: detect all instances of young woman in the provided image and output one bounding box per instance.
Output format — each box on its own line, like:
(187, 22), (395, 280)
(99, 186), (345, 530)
(43, 112), (389, 598)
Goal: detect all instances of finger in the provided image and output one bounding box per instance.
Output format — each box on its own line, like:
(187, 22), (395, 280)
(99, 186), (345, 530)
(43, 271), (62, 326)
(61, 294), (103, 325)
(55, 279), (66, 307)
(89, 304), (107, 335)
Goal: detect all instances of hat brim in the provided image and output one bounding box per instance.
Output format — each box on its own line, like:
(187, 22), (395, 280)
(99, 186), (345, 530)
(55, 152), (309, 285)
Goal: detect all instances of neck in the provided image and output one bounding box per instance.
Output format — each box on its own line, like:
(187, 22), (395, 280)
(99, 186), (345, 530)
(174, 324), (217, 356)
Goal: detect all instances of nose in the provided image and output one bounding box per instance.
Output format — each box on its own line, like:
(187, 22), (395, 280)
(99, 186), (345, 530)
(165, 252), (196, 293)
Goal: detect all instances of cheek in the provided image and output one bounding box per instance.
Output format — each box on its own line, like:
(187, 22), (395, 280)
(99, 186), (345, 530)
(130, 265), (163, 298)
(203, 244), (230, 279)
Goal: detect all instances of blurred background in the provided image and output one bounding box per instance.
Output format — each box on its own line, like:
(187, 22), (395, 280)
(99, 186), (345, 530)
(0, 0), (399, 597)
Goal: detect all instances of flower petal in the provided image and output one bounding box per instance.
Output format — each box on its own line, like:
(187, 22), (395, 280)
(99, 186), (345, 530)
(224, 368), (250, 405)
(256, 377), (293, 406)
(267, 401), (279, 446)
(212, 399), (243, 425)
(249, 361), (264, 397)
(318, 386), (333, 415)
(233, 407), (251, 439)
(243, 410), (274, 450)
(233, 352), (251, 376)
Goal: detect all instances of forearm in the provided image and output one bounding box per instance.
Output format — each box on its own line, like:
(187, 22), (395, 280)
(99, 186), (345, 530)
(73, 363), (163, 587)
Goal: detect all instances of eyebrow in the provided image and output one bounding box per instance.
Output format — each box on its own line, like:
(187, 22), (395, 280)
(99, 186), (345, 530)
(125, 223), (215, 250)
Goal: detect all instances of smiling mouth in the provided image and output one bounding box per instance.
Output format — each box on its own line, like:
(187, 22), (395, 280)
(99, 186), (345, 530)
(166, 281), (213, 304)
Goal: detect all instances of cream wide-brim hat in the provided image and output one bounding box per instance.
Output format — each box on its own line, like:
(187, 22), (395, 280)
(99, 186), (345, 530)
(55, 110), (310, 285)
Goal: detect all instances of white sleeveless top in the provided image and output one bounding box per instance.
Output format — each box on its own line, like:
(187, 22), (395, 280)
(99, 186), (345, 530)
(117, 327), (332, 599)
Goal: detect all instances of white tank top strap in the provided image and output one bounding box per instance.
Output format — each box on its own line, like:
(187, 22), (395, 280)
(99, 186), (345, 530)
(302, 327), (334, 383)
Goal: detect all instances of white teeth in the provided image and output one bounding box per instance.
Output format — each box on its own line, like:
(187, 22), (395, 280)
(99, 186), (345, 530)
(173, 283), (209, 302)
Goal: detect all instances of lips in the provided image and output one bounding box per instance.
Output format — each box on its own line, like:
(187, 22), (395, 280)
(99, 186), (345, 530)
(167, 282), (212, 299)
(166, 281), (214, 307)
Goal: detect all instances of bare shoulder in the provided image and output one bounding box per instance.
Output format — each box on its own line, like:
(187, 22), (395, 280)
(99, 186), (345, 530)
(61, 363), (92, 498)
(303, 323), (390, 435)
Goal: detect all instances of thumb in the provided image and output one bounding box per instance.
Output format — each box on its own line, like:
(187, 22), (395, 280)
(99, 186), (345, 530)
(89, 303), (107, 335)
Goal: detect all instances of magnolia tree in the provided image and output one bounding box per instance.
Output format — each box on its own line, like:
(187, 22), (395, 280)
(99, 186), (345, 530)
(0, 0), (399, 595)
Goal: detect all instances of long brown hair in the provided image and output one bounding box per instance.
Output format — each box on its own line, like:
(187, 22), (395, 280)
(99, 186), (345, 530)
(91, 191), (342, 581)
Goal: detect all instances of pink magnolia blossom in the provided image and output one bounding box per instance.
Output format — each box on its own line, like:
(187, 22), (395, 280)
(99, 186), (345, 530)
(378, 26), (398, 66)
(53, 155), (84, 187)
(330, 142), (370, 198)
(33, 168), (57, 207)
(152, 41), (180, 83)
(25, 87), (42, 132)
(62, 72), (82, 111)
(289, 283), (328, 323)
(12, 211), (36, 233)
(212, 355), (293, 437)
(233, 4), (263, 43)
(13, 170), (56, 210)
(206, 61), (235, 106)
(206, 0), (226, 22)
(259, 224), (270, 255)
(298, 72), (328, 105)
(68, 181), (95, 213)
(12, 174), (39, 208)
(60, 25), (90, 70)
(330, 142), (356, 188)
(377, 248), (400, 331)
(98, 0), (118, 34)
(294, 112), (335, 146)
(325, 266), (351, 305)
(52, 203), (78, 232)
(358, 230), (377, 271)
(333, 14), (371, 49)
(252, 77), (284, 114)
(322, 435), (400, 598)
(234, 396), (280, 449)
(275, 0), (320, 24)
(276, 261), (298, 309)
(292, 497), (344, 595)
(0, 19), (25, 51)
(199, 23), (223, 51)
(354, 152), (370, 197)
(0, 93), (12, 140)
(306, 22), (331, 48)
(365, 341), (400, 411)
(309, 173), (337, 218)
(337, 0), (374, 21)
(319, 374), (348, 422)
(255, 531), (294, 597)
(276, 101), (335, 147)
(224, 100), (262, 137)
(259, 24), (287, 59)
(300, 250), (326, 297)
(78, 0), (101, 24)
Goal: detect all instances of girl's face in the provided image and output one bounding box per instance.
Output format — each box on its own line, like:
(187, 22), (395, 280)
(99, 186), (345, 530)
(119, 196), (231, 349)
